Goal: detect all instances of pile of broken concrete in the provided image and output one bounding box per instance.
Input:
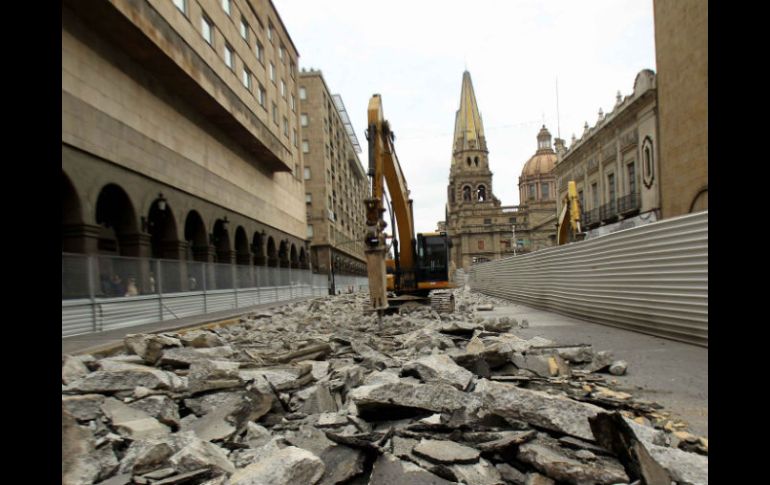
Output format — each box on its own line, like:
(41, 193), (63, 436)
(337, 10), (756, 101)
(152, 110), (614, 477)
(62, 291), (708, 485)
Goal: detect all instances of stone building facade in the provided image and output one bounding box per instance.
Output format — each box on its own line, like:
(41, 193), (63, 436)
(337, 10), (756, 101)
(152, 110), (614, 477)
(445, 71), (517, 271)
(554, 70), (661, 237)
(654, 0), (708, 217)
(516, 127), (558, 250)
(298, 69), (368, 278)
(62, 0), (308, 292)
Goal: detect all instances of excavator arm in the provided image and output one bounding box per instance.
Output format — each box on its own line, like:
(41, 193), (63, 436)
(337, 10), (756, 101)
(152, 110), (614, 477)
(557, 181), (583, 245)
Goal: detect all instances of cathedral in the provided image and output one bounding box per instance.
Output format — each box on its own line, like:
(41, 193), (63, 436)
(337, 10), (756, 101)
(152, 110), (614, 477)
(444, 71), (557, 271)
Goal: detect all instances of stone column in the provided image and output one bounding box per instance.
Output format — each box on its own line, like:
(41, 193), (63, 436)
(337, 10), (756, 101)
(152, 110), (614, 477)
(62, 223), (102, 254)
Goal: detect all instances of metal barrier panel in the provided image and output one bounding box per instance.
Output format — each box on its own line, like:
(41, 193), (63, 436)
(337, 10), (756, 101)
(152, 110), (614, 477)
(98, 296), (164, 331)
(469, 210), (708, 347)
(206, 289), (237, 312)
(161, 293), (206, 320)
(62, 254), (91, 300)
(62, 300), (95, 337)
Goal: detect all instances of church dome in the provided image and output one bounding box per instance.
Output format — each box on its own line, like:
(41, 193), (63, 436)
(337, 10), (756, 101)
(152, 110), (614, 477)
(521, 125), (557, 177)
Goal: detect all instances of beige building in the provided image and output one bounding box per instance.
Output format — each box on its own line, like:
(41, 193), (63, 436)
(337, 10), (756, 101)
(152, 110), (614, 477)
(654, 0), (708, 217)
(62, 0), (308, 291)
(554, 70), (661, 237)
(445, 71), (517, 270)
(298, 69), (368, 278)
(516, 126), (558, 250)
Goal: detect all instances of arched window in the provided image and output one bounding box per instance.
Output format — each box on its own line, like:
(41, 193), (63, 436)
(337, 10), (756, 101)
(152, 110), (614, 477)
(462, 185), (472, 201)
(466, 157), (471, 167)
(474, 156), (479, 167)
(477, 185), (487, 202)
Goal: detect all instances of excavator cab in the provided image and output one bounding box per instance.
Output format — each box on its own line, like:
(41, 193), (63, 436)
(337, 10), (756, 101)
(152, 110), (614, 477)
(415, 232), (450, 291)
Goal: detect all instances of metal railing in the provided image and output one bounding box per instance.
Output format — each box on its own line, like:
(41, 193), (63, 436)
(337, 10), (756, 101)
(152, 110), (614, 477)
(582, 208), (600, 227)
(469, 211), (708, 347)
(617, 192), (641, 215)
(62, 253), (369, 337)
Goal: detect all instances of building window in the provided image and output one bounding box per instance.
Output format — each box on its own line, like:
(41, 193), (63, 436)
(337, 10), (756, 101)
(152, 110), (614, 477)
(509, 217), (516, 224)
(304, 167), (311, 180)
(256, 41), (264, 63)
(290, 94), (296, 111)
(269, 62), (275, 83)
(306, 193), (312, 204)
(240, 17), (249, 42)
(299, 87), (307, 100)
(258, 84), (266, 108)
(242, 68), (251, 90)
(293, 129), (298, 147)
(221, 0), (231, 16)
(302, 140), (309, 153)
(578, 190), (584, 210)
(627, 162), (636, 194)
(607, 173), (616, 204)
(528, 184), (536, 200)
(642, 136), (655, 188)
(272, 103), (278, 124)
(280, 79), (286, 98)
(301, 114), (308, 126)
(592, 183), (598, 208)
(201, 16), (213, 45)
(307, 225), (314, 238)
(478, 240), (485, 250)
(224, 44), (234, 70)
(290, 61), (296, 79)
(283, 116), (289, 137)
(541, 183), (549, 199)
(483, 218), (492, 225)
(280, 44), (286, 63)
(267, 21), (274, 42)
(173, 0), (186, 14)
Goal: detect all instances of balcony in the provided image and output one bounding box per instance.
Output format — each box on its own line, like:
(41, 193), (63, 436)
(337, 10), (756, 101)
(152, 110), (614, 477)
(583, 208), (600, 228)
(600, 201), (618, 223)
(617, 192), (641, 216)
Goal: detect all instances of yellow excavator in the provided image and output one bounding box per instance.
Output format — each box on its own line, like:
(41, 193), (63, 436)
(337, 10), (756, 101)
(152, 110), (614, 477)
(557, 180), (584, 245)
(363, 94), (455, 316)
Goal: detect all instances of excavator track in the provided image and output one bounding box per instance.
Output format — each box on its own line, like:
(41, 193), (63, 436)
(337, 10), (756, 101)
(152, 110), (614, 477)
(429, 290), (455, 313)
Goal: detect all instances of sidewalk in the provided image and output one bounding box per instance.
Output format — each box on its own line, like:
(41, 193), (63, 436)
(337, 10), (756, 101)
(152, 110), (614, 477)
(61, 297), (312, 356)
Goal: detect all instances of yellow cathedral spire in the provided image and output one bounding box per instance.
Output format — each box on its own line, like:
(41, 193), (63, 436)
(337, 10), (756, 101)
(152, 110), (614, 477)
(453, 71), (486, 153)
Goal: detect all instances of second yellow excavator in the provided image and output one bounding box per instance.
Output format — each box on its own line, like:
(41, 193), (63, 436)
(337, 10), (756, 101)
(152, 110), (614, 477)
(363, 94), (455, 316)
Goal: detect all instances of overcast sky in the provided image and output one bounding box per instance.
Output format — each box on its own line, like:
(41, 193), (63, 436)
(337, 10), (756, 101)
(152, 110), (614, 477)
(278, 0), (657, 234)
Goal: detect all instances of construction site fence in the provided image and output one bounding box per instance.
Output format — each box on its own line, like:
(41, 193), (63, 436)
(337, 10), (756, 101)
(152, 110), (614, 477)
(62, 253), (369, 338)
(468, 210), (708, 347)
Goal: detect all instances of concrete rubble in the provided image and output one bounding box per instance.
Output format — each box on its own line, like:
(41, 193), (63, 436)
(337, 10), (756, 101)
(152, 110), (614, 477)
(62, 289), (707, 484)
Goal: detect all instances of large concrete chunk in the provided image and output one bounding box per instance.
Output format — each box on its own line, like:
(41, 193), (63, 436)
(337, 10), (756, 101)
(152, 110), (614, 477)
(68, 368), (186, 393)
(62, 410), (101, 485)
(517, 442), (629, 485)
(101, 397), (171, 440)
(351, 340), (397, 370)
(413, 439), (480, 464)
(448, 458), (503, 485)
(158, 346), (236, 367)
(125, 334), (182, 365)
(228, 445), (325, 485)
(350, 380), (482, 420)
(179, 330), (225, 348)
(63, 355), (91, 385)
(182, 388), (271, 441)
(168, 439), (235, 475)
(368, 453), (454, 485)
(646, 443), (708, 485)
(474, 379), (603, 440)
(128, 395), (180, 429)
(286, 425), (366, 485)
(62, 394), (105, 421)
(403, 354), (474, 390)
(188, 359), (242, 394)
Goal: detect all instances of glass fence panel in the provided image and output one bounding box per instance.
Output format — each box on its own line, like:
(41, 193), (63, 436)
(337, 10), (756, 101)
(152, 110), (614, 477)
(95, 254), (152, 297)
(236, 264), (254, 289)
(62, 253), (90, 299)
(212, 262), (234, 290)
(159, 259), (184, 294)
(186, 261), (205, 291)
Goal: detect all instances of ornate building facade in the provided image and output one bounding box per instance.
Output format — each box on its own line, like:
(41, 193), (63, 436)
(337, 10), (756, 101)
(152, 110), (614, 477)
(516, 126), (558, 250)
(445, 71), (516, 271)
(554, 70), (661, 238)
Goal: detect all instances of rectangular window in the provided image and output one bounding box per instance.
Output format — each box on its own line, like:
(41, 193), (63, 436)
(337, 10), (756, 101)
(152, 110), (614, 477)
(242, 68), (251, 90)
(307, 225), (314, 238)
(592, 183), (598, 208)
(509, 217), (516, 224)
(280, 44), (286, 63)
(268, 21), (274, 42)
(269, 62), (275, 82)
(201, 16), (213, 45)
(302, 140), (309, 153)
(290, 61), (296, 79)
(578, 190), (584, 210)
(541, 183), (549, 199)
(484, 218), (492, 225)
(256, 41), (264, 63)
(173, 0), (186, 14)
(528, 184), (535, 199)
(304, 167), (311, 180)
(607, 173), (616, 202)
(478, 240), (485, 250)
(258, 84), (266, 108)
(299, 87), (307, 100)
(224, 44), (233, 70)
(627, 162), (636, 194)
(240, 17), (249, 41)
(301, 114), (308, 126)
(221, 0), (231, 16)
(293, 129), (298, 147)
(306, 193), (312, 204)
(272, 103), (278, 124)
(283, 116), (288, 137)
(280, 79), (286, 98)
(290, 94), (296, 111)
